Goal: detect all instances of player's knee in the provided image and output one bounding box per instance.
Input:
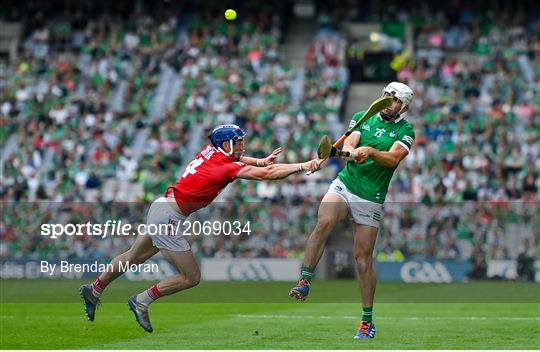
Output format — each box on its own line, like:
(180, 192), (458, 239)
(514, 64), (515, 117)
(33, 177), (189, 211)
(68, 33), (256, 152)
(185, 271), (201, 288)
(125, 250), (146, 264)
(354, 253), (373, 273)
(315, 216), (335, 233)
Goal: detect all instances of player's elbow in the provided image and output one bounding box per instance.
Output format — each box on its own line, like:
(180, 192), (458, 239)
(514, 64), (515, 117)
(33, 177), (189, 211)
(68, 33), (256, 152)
(261, 165), (280, 180)
(387, 159), (400, 168)
(382, 155), (402, 168)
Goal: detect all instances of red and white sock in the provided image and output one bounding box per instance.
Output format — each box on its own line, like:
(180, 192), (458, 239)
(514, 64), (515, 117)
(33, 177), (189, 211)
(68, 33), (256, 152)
(136, 285), (163, 307)
(91, 278), (108, 298)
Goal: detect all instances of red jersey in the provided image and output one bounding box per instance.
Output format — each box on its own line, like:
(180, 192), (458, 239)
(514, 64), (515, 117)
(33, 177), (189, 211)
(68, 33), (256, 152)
(166, 145), (246, 215)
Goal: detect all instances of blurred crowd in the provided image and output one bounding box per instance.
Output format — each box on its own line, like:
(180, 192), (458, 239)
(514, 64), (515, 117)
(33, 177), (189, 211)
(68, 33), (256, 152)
(1, 0), (347, 203)
(1, 0), (538, 264)
(370, 2), (540, 205)
(378, 202), (538, 262)
(349, 1), (540, 266)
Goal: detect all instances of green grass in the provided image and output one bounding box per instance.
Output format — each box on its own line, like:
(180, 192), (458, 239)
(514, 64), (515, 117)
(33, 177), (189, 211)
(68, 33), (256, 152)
(1, 280), (539, 349)
(2, 279), (539, 303)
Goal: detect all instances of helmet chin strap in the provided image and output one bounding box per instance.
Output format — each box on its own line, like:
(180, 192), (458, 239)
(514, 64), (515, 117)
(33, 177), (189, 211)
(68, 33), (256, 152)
(380, 111), (399, 121)
(217, 140), (234, 156)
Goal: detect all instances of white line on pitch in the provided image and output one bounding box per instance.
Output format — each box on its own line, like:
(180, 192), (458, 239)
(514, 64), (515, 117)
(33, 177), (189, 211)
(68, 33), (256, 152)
(235, 314), (540, 321)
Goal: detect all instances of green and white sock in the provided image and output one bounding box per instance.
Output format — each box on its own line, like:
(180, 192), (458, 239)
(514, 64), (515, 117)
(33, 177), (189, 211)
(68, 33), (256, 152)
(300, 266), (314, 282)
(362, 307), (373, 323)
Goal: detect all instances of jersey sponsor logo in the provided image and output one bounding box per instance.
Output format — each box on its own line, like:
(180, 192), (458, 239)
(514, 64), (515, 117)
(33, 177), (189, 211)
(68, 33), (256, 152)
(362, 125), (371, 131)
(402, 135), (414, 145)
(201, 145), (215, 159)
(389, 130), (396, 138)
(374, 128), (386, 137)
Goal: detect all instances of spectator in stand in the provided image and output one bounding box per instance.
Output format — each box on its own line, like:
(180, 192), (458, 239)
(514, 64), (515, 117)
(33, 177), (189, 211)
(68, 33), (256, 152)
(468, 243), (487, 280)
(517, 238), (536, 282)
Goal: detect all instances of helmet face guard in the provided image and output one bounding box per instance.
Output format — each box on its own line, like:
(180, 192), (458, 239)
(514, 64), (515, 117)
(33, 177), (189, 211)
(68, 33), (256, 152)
(209, 124), (246, 156)
(381, 82), (414, 118)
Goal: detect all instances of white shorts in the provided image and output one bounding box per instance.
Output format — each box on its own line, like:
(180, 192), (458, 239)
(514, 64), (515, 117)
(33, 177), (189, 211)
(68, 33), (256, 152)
(327, 178), (383, 228)
(146, 197), (191, 252)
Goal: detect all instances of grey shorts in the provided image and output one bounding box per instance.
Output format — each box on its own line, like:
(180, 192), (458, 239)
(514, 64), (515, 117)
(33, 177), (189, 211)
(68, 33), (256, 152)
(327, 178), (383, 228)
(146, 197), (190, 252)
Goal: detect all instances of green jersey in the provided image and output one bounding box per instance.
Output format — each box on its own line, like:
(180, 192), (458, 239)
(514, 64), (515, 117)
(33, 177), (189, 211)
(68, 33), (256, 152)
(338, 111), (415, 204)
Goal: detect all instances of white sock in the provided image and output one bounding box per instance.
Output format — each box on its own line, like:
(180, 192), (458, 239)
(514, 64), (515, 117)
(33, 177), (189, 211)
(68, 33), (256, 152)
(92, 286), (102, 298)
(136, 290), (155, 307)
(91, 278), (107, 298)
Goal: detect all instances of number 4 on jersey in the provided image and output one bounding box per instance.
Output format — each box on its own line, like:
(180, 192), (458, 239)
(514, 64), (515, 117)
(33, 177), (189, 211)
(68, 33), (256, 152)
(182, 158), (204, 178)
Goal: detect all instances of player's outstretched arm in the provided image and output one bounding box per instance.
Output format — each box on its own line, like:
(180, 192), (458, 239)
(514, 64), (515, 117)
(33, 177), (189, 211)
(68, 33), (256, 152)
(236, 159), (320, 181)
(240, 148), (282, 166)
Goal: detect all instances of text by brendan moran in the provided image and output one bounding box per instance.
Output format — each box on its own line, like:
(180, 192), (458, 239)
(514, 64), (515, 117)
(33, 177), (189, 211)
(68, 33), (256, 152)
(40, 261), (159, 276)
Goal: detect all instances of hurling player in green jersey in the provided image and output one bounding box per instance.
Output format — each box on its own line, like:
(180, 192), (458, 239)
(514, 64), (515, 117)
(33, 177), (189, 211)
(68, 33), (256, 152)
(289, 82), (415, 340)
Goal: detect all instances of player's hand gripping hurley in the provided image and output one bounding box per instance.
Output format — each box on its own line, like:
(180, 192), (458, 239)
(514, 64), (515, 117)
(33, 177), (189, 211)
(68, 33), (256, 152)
(307, 96), (393, 174)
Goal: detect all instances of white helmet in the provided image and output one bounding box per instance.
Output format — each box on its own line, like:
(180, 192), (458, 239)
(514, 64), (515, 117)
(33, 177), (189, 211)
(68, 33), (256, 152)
(382, 82), (414, 113)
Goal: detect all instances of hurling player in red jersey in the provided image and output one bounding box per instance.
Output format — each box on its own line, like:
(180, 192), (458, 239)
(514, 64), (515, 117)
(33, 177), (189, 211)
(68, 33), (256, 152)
(80, 124), (320, 332)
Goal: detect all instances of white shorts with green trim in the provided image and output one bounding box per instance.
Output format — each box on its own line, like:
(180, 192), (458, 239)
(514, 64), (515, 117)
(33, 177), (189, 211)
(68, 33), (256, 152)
(327, 178), (383, 228)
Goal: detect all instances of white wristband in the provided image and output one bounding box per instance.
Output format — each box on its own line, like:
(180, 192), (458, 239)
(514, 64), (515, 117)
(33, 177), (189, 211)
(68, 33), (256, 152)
(257, 159), (264, 167)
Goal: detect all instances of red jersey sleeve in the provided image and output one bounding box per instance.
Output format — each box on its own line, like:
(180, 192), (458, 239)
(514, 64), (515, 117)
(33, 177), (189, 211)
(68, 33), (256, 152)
(224, 160), (247, 181)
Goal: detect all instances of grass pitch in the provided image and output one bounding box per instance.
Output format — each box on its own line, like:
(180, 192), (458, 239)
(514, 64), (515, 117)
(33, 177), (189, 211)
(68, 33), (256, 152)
(1, 280), (539, 349)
